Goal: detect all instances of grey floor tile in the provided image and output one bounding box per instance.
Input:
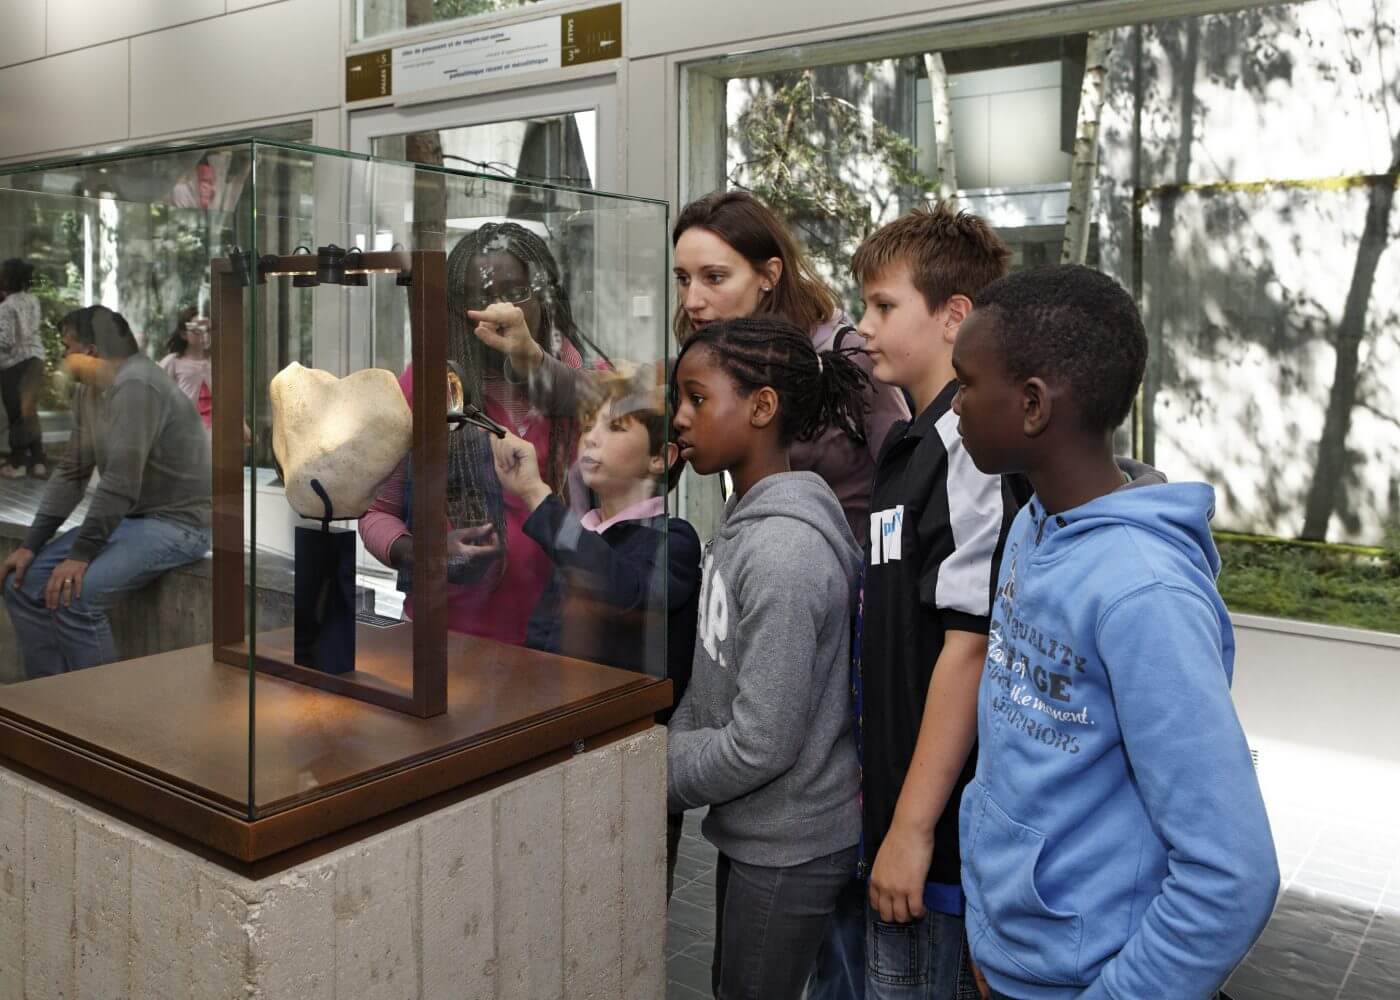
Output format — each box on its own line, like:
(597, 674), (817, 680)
(667, 981), (711, 1000)
(1221, 979), (1310, 1000)
(666, 919), (709, 959)
(1362, 906), (1400, 945)
(672, 876), (717, 912)
(676, 837), (718, 864)
(1234, 952), (1348, 995)
(668, 951), (714, 996)
(1335, 973), (1400, 1000)
(1350, 939), (1400, 983)
(668, 896), (719, 935)
(673, 850), (716, 886)
(1254, 898), (1372, 954)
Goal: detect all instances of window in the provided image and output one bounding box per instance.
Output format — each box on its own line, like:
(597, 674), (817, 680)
(356, 0), (552, 41)
(688, 0), (1400, 634)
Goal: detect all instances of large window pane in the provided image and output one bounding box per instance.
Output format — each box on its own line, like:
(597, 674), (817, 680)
(701, 0), (1399, 633)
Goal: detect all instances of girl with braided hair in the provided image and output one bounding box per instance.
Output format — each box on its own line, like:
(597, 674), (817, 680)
(359, 222), (599, 645)
(665, 315), (868, 1000)
(672, 191), (909, 544)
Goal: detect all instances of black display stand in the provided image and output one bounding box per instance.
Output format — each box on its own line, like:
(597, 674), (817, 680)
(293, 524), (357, 675)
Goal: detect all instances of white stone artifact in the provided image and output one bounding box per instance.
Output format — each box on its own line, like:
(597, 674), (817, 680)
(270, 362), (412, 520)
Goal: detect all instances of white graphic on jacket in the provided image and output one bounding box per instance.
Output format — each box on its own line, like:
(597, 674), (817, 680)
(986, 545), (1093, 754)
(697, 551), (728, 667)
(867, 505), (904, 566)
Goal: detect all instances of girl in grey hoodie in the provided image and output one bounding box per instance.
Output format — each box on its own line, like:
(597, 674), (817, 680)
(668, 316), (867, 1000)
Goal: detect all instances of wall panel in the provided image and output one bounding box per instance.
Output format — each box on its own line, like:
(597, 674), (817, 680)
(130, 0), (341, 139)
(0, 42), (130, 160)
(0, 0), (46, 70)
(47, 0), (224, 57)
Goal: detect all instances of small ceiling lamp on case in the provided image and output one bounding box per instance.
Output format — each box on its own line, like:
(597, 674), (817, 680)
(316, 244), (347, 285)
(392, 243), (412, 286)
(341, 247), (368, 286)
(290, 246), (319, 287)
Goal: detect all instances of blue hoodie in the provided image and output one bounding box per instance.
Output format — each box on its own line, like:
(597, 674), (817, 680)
(960, 471), (1279, 1000)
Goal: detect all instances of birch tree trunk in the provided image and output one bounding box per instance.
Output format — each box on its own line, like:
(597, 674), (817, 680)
(1300, 142), (1399, 541)
(924, 53), (958, 200)
(1061, 31), (1114, 264)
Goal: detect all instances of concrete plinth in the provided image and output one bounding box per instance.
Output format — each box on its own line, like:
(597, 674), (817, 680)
(0, 725), (667, 1000)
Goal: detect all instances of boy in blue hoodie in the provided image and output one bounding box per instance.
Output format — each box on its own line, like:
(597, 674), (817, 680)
(950, 264), (1279, 1000)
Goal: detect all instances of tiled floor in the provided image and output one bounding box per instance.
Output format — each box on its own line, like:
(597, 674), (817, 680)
(666, 740), (1400, 999)
(667, 811), (720, 999)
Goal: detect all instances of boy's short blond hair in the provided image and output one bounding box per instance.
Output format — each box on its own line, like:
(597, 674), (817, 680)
(851, 201), (1011, 312)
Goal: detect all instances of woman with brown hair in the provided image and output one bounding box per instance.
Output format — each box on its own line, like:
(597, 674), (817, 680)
(672, 190), (908, 545)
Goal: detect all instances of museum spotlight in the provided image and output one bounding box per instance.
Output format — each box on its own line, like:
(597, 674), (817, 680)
(290, 245), (319, 287)
(315, 243), (347, 284)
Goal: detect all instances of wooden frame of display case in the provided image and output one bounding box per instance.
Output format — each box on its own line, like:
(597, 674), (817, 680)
(209, 249), (448, 718)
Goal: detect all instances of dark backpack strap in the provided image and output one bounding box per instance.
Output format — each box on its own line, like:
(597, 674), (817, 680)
(831, 323), (858, 353)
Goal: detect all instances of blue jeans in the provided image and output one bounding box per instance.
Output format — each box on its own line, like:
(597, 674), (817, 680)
(711, 846), (858, 1000)
(808, 876), (868, 1000)
(809, 882), (980, 1000)
(4, 518), (210, 677)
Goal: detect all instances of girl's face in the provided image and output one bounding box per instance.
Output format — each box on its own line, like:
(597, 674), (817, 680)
(673, 228), (781, 334)
(672, 345), (755, 477)
(463, 251), (545, 341)
(185, 316), (210, 352)
(577, 404), (661, 499)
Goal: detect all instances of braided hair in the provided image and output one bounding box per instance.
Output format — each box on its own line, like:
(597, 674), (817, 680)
(674, 316), (870, 447)
(446, 223), (594, 507)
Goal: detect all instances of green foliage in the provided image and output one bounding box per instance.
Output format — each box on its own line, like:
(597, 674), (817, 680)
(728, 67), (935, 304)
(26, 267), (81, 412)
(429, 0), (538, 20)
(1215, 532), (1399, 634)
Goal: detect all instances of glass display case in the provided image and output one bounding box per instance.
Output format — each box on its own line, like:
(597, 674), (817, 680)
(0, 139), (671, 862)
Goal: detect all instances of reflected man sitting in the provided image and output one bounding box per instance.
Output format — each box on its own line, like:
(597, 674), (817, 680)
(1, 306), (211, 678)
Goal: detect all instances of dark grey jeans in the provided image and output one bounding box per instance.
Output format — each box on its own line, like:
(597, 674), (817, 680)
(712, 845), (859, 1000)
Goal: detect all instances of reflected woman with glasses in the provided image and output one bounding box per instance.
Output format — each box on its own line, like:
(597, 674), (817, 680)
(360, 221), (601, 645)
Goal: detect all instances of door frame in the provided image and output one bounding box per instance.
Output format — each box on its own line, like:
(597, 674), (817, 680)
(347, 74), (620, 192)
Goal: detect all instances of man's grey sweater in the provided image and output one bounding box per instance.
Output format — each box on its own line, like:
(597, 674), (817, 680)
(667, 471), (862, 868)
(24, 354), (211, 562)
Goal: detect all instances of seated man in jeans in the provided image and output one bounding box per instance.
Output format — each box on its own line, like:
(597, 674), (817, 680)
(1, 306), (211, 677)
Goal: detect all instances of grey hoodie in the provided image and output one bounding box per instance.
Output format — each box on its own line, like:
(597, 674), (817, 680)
(667, 471), (862, 868)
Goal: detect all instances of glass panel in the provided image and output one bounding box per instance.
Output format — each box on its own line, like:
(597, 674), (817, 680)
(697, 0), (1399, 634)
(373, 112), (598, 189)
(357, 0), (552, 41)
(246, 142), (670, 815)
(0, 138), (670, 828)
(0, 141), (251, 812)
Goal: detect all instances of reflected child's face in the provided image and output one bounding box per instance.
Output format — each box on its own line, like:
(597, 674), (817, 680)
(578, 403), (662, 500)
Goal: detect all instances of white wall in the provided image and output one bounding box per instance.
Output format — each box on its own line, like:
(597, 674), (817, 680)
(0, 0), (345, 162)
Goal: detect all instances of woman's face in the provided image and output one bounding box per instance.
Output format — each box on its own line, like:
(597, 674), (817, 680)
(673, 228), (780, 334)
(463, 251), (545, 342)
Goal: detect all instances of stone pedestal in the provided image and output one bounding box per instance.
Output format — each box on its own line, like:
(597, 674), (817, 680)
(0, 726), (667, 1000)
